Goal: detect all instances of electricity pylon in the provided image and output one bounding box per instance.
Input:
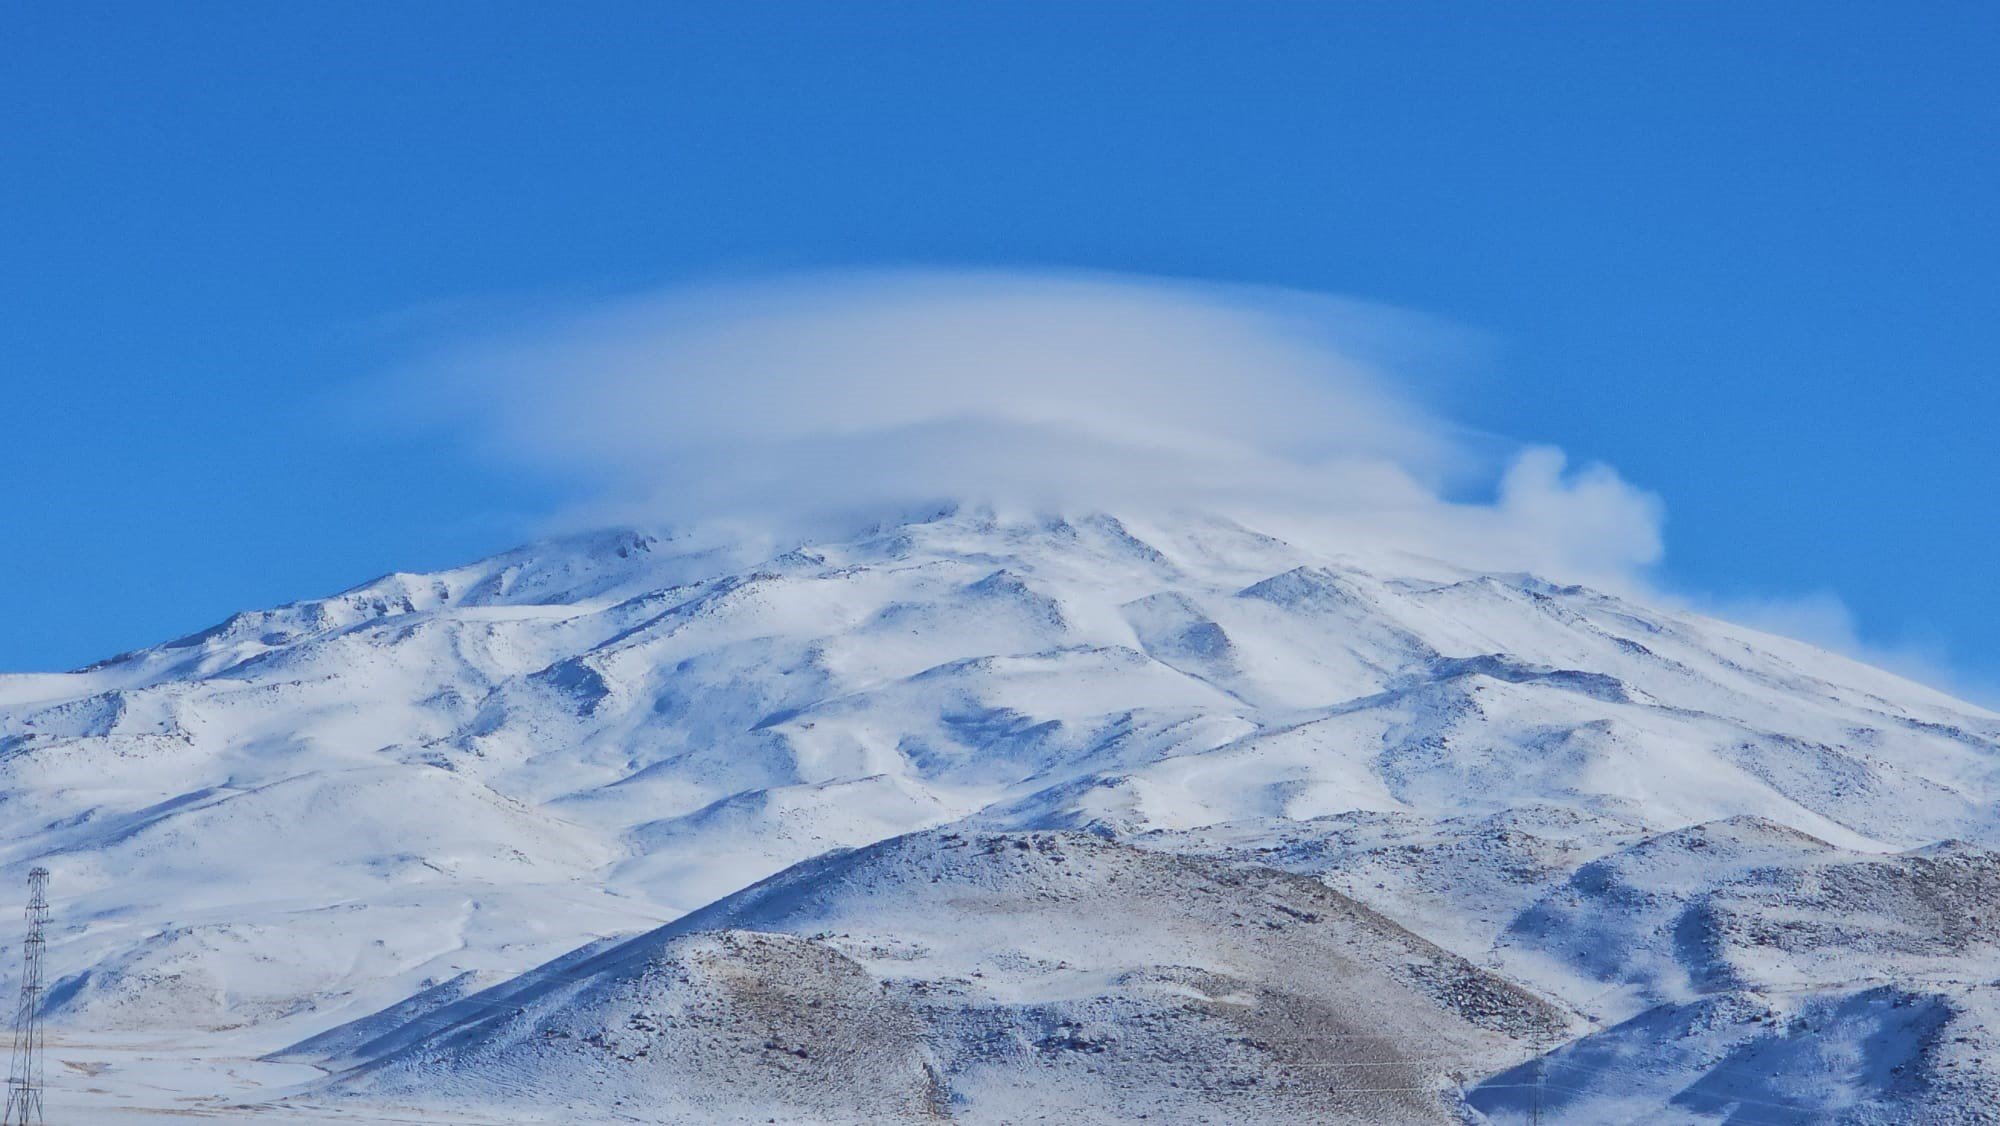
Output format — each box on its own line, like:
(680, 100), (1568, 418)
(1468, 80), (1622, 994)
(3, 868), (49, 1126)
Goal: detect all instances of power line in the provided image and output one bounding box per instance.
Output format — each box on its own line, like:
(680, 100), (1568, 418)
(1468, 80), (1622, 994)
(3, 867), (49, 1126)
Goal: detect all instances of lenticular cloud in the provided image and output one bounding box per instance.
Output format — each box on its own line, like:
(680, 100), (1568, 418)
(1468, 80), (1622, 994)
(402, 268), (1664, 585)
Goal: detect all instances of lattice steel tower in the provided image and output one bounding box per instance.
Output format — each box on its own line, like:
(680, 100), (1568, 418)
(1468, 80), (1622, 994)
(3, 868), (48, 1126)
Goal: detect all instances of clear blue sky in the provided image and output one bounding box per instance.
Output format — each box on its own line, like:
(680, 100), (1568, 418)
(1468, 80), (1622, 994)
(3, 3), (1995, 690)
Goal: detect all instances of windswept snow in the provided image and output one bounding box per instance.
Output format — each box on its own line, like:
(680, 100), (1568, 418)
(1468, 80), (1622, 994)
(0, 507), (1995, 1121)
(315, 830), (1565, 1123)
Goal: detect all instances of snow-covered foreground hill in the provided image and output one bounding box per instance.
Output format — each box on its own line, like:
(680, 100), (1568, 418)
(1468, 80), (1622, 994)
(2, 507), (1997, 1122)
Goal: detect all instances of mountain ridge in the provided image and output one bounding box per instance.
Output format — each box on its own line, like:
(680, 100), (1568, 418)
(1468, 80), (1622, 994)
(2, 505), (1996, 1120)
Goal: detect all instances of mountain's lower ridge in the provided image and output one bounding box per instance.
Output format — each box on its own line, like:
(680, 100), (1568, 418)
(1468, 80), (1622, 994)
(1, 507), (1997, 1122)
(301, 830), (1565, 1124)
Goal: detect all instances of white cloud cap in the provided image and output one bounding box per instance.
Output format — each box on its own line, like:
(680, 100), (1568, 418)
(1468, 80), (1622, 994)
(403, 268), (1663, 585)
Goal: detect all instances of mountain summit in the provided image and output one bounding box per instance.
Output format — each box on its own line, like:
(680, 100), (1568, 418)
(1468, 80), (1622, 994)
(3, 507), (1996, 1121)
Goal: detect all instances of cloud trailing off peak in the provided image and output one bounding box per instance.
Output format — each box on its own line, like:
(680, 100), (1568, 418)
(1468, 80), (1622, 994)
(398, 269), (1663, 585)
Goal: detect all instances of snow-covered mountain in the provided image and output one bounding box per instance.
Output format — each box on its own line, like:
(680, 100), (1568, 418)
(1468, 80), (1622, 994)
(2, 506), (1997, 1122)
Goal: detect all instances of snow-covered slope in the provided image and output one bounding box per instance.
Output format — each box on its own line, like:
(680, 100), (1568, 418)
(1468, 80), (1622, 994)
(315, 829), (1564, 1123)
(1, 507), (1995, 1122)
